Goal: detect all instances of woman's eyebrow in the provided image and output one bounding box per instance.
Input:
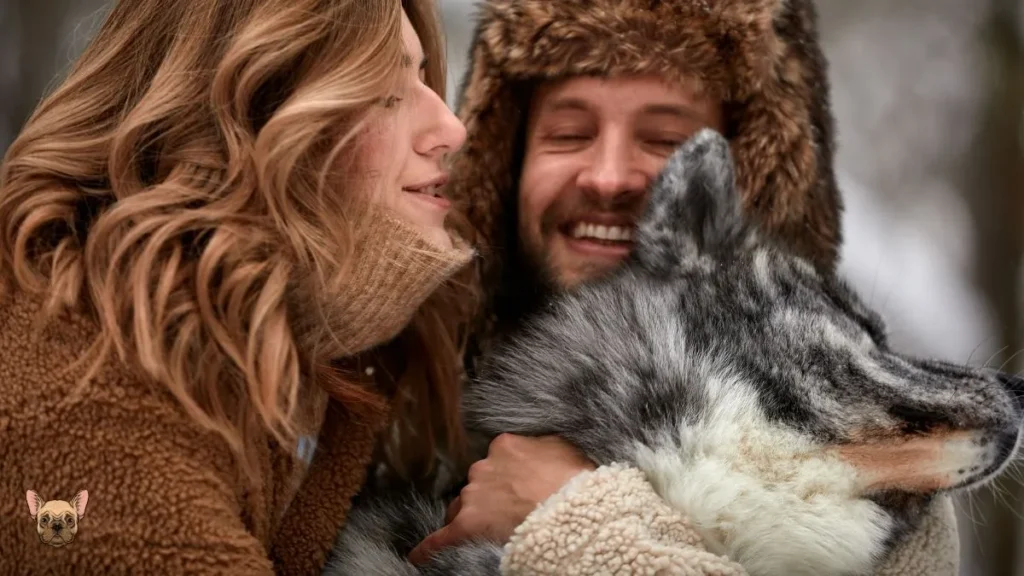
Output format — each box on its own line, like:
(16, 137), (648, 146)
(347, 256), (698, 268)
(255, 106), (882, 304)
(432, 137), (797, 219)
(401, 53), (428, 70)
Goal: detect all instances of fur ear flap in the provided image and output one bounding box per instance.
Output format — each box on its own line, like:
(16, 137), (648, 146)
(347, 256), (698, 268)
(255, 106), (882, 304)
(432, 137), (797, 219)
(631, 129), (748, 275)
(26, 490), (43, 517)
(72, 490), (89, 518)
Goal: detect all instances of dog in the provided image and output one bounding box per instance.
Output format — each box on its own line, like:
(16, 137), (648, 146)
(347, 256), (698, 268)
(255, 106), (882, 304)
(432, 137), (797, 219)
(26, 490), (89, 547)
(325, 129), (1024, 576)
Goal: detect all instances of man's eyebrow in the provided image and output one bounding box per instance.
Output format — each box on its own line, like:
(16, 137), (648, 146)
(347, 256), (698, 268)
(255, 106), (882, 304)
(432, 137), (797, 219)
(639, 103), (706, 123)
(542, 97), (591, 113)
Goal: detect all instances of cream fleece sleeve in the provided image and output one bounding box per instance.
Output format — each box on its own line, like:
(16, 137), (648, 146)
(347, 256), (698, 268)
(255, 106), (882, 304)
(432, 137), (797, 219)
(500, 464), (959, 576)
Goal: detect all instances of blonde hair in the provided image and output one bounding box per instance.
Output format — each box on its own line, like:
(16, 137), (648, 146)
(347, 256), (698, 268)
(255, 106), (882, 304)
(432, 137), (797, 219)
(0, 0), (477, 485)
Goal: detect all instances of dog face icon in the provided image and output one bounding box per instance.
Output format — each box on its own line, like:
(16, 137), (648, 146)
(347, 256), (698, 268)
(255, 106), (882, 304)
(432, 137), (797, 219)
(27, 490), (88, 547)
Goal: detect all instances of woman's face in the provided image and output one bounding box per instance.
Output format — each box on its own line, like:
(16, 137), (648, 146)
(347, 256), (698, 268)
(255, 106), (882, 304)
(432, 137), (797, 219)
(354, 10), (467, 249)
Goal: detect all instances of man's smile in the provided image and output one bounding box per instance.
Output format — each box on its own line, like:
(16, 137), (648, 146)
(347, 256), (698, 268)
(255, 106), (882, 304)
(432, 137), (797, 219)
(558, 220), (635, 261)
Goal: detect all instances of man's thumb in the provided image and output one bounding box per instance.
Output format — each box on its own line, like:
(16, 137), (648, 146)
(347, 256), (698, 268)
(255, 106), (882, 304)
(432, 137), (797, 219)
(408, 524), (457, 565)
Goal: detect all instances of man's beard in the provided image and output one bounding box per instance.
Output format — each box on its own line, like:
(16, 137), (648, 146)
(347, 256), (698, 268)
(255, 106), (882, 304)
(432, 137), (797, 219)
(493, 229), (622, 336)
(495, 194), (645, 326)
(462, 230), (557, 380)
(491, 235), (560, 332)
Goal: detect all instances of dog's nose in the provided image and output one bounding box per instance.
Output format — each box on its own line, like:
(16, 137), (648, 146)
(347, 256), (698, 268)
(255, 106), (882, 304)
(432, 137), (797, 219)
(51, 523), (63, 533)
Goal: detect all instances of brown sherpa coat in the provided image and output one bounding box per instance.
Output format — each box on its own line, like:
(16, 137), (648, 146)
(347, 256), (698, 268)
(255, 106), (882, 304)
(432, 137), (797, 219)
(0, 215), (472, 574)
(0, 291), (387, 575)
(446, 0), (959, 573)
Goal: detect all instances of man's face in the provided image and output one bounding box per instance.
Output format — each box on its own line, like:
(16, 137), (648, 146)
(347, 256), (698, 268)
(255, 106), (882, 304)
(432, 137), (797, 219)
(517, 75), (723, 288)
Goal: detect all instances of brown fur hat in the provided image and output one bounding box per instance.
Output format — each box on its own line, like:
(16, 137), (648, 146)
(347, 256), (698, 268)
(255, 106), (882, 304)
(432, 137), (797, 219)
(447, 0), (842, 331)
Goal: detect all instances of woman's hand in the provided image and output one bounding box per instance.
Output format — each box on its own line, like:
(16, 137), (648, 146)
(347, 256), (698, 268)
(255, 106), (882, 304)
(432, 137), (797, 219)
(407, 433), (595, 564)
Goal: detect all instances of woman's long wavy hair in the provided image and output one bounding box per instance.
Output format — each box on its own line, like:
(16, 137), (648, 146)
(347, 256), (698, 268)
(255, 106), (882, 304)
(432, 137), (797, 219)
(0, 0), (478, 485)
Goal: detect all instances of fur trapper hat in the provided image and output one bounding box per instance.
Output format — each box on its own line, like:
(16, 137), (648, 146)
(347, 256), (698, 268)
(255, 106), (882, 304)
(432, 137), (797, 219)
(447, 0), (843, 352)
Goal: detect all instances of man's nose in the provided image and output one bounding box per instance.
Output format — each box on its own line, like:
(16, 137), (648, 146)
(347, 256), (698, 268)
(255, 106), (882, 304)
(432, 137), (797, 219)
(576, 138), (648, 203)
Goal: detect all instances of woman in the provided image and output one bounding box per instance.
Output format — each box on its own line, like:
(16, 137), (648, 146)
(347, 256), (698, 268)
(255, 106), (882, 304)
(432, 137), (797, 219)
(0, 0), (476, 574)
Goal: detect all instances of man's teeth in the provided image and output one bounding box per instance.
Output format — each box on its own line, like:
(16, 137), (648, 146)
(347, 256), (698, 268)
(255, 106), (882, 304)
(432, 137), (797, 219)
(570, 222), (633, 242)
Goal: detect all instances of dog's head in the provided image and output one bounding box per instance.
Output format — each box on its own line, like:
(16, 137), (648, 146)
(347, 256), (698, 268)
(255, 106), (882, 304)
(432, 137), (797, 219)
(469, 129), (1024, 574)
(27, 490), (88, 547)
(627, 128), (1023, 493)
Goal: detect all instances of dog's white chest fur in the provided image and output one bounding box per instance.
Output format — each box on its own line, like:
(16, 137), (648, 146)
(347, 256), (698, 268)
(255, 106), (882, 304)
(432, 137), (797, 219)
(630, 369), (893, 576)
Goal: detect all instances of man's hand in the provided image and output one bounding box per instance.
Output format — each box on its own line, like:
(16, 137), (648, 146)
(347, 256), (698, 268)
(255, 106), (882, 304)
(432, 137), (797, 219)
(407, 433), (596, 565)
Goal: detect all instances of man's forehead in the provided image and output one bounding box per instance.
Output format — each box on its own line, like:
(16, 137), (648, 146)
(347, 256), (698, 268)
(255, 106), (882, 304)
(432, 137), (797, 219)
(532, 75), (708, 120)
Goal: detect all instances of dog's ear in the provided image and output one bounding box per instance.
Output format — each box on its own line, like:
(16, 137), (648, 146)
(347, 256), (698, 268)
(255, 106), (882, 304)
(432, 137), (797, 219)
(631, 128), (748, 276)
(71, 490), (89, 518)
(26, 490), (43, 517)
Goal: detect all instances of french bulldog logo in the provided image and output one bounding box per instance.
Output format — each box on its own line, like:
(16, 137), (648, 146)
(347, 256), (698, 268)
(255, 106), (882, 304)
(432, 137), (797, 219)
(26, 490), (89, 547)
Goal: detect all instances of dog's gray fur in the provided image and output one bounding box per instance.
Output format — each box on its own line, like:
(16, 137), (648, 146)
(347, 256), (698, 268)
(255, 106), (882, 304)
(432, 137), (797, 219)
(324, 481), (501, 576)
(324, 129), (1024, 576)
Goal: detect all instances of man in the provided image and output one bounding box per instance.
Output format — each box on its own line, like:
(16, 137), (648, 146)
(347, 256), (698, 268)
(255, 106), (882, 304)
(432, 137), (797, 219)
(410, 0), (960, 572)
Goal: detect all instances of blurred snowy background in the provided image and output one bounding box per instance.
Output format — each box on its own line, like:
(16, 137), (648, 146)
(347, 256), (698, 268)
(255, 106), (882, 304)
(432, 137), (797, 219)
(2, 1), (1022, 574)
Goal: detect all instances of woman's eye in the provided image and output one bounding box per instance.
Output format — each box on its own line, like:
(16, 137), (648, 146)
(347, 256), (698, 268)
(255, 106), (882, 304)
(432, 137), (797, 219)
(382, 96), (403, 108)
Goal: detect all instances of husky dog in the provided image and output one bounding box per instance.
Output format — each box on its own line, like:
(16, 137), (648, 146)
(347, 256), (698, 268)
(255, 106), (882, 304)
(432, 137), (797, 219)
(325, 129), (1024, 576)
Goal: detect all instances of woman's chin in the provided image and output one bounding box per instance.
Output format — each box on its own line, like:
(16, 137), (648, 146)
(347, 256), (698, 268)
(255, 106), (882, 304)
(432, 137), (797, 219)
(423, 227), (454, 250)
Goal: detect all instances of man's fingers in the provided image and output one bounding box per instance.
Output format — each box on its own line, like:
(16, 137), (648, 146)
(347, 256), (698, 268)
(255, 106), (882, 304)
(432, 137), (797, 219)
(445, 496), (462, 524)
(467, 458), (493, 483)
(408, 521), (468, 565)
(408, 526), (447, 565)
